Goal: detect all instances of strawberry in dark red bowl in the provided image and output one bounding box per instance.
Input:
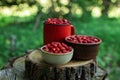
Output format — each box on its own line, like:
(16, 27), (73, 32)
(65, 35), (102, 60)
(40, 42), (73, 65)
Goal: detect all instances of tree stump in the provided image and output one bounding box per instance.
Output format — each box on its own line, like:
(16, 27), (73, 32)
(25, 50), (97, 80)
(0, 49), (107, 80)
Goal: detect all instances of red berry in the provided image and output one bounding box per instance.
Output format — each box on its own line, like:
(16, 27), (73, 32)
(56, 47), (60, 51)
(51, 42), (58, 47)
(43, 46), (49, 51)
(45, 18), (71, 25)
(94, 38), (99, 42)
(68, 46), (72, 51)
(43, 42), (72, 54)
(58, 51), (62, 53)
(52, 48), (56, 51)
(67, 35), (100, 44)
(47, 43), (51, 47)
(62, 49), (67, 53)
(60, 46), (66, 50)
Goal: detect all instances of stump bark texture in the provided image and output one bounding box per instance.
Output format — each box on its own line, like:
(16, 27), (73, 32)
(0, 50), (107, 80)
(25, 50), (97, 80)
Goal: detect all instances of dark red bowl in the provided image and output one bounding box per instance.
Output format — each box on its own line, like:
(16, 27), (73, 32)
(64, 35), (102, 60)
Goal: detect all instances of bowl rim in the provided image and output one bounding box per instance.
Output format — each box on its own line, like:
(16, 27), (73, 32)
(40, 46), (73, 56)
(65, 35), (102, 45)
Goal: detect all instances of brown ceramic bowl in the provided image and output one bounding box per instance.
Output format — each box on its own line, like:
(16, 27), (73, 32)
(65, 35), (102, 60)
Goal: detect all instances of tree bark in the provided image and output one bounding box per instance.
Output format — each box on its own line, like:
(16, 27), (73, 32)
(0, 49), (107, 80)
(25, 50), (97, 80)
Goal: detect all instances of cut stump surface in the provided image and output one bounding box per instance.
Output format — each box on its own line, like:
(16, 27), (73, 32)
(25, 50), (97, 80)
(0, 50), (107, 80)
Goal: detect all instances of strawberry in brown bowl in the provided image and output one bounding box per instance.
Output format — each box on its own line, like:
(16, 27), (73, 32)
(65, 35), (102, 60)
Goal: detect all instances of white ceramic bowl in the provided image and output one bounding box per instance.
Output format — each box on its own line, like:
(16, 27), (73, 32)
(40, 46), (73, 65)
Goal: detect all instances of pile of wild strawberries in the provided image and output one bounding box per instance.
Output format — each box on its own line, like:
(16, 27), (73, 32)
(43, 42), (72, 54)
(66, 35), (100, 43)
(45, 18), (71, 25)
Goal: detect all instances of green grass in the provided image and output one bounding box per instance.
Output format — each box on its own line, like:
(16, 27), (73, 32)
(0, 22), (43, 67)
(0, 17), (120, 80)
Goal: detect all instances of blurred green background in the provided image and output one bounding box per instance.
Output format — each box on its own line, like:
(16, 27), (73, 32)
(0, 0), (120, 79)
